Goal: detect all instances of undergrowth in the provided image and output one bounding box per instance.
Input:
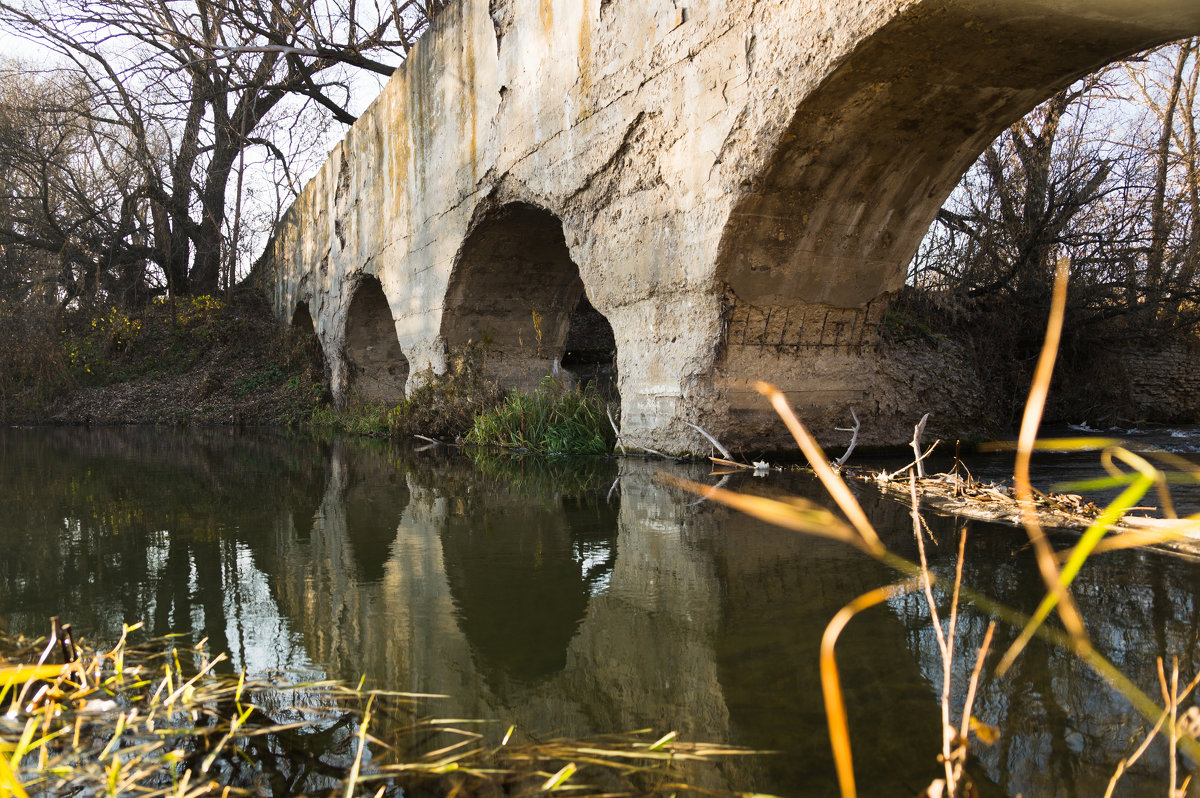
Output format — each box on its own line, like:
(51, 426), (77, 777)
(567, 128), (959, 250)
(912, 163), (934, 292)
(0, 292), (326, 426)
(308, 344), (507, 441)
(313, 348), (616, 456)
(463, 376), (615, 455)
(387, 343), (504, 440)
(310, 403), (392, 437)
(0, 300), (72, 422)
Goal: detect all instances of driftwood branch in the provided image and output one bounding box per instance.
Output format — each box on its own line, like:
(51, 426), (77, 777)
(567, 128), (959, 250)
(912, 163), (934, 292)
(685, 421), (733, 461)
(607, 407), (672, 458)
(911, 413), (930, 479)
(607, 407), (626, 455)
(879, 440), (941, 482)
(833, 408), (861, 469)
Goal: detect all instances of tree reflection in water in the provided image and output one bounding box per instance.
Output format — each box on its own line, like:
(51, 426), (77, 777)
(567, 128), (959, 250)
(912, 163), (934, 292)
(887, 510), (1200, 798)
(0, 426), (329, 672)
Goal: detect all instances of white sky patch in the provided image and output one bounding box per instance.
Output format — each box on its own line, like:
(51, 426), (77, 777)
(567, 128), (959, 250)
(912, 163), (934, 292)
(222, 541), (322, 676)
(0, 28), (50, 61)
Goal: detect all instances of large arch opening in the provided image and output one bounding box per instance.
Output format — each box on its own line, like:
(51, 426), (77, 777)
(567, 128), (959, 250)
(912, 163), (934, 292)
(715, 0), (1200, 311)
(342, 276), (409, 406)
(441, 204), (619, 401)
(711, 1), (1200, 448)
(899, 37), (1200, 427)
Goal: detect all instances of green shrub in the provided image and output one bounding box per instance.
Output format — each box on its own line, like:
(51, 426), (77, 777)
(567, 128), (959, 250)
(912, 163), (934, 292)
(463, 377), (615, 455)
(233, 364), (285, 397)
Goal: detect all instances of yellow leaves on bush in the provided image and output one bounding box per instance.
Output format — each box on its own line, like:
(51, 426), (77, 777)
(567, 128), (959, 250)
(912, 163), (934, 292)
(154, 294), (224, 327)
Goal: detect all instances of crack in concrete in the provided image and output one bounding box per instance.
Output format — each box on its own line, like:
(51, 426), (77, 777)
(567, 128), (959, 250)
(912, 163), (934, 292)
(564, 110), (654, 205)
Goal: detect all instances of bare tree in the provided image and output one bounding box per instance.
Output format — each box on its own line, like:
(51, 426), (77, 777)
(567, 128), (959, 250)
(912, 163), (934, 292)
(0, 62), (154, 307)
(0, 0), (445, 300)
(901, 40), (1200, 422)
(910, 40), (1200, 334)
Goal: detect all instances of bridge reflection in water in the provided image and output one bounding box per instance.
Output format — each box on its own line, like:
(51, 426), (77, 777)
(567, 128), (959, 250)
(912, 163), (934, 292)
(0, 428), (1195, 796)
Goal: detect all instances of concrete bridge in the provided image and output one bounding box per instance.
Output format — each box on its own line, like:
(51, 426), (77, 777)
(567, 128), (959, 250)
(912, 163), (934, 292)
(268, 0), (1200, 454)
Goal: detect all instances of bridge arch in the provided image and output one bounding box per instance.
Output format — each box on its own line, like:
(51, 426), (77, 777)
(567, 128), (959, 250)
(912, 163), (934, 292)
(290, 301), (329, 383)
(291, 300), (317, 335)
(440, 203), (619, 400)
(715, 0), (1200, 312)
(342, 275), (410, 406)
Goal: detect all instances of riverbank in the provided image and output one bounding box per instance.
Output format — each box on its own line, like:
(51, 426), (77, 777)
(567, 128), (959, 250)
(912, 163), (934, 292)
(4, 291), (1198, 453)
(0, 291), (324, 427)
(882, 291), (1200, 433)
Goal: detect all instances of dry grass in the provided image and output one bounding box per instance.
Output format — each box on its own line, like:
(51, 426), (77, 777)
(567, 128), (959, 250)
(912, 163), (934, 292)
(1, 624), (759, 798)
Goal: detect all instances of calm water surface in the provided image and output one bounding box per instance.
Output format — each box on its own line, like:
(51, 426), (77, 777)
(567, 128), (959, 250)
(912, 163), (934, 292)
(2, 426), (1199, 796)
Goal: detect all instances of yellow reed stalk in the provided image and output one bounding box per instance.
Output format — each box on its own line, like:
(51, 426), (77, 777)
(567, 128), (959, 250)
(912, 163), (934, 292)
(959, 621), (996, 745)
(1000, 256), (1087, 675)
(0, 749), (30, 798)
(1000, 446), (1159, 674)
(821, 579), (922, 798)
(344, 694), (375, 798)
(755, 382), (884, 556)
(658, 474), (862, 548)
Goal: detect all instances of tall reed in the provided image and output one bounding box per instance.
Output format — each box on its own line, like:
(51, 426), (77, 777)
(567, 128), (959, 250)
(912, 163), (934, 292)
(1, 624), (756, 797)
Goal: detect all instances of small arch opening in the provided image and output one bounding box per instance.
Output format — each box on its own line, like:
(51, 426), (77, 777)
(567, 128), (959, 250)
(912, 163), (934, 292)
(441, 203), (619, 402)
(289, 302), (328, 384)
(343, 276), (409, 406)
(561, 292), (619, 403)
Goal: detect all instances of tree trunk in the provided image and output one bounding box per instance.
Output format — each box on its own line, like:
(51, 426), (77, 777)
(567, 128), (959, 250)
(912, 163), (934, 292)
(1145, 43), (1188, 308)
(189, 133), (238, 296)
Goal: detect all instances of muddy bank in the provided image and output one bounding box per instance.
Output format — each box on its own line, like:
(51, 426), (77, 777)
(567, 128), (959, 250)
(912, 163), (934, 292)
(1050, 339), (1200, 426)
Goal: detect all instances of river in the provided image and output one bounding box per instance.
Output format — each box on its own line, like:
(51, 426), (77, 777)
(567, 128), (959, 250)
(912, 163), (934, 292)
(1, 426), (1199, 796)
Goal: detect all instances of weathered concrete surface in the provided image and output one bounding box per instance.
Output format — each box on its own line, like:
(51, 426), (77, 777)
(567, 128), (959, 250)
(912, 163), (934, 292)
(269, 0), (1200, 453)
